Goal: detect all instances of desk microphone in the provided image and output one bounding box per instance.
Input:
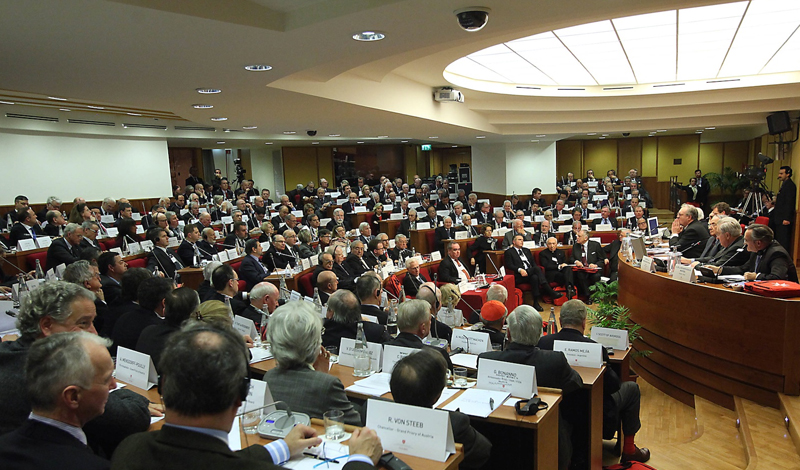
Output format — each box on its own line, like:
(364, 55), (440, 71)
(676, 238), (704, 252)
(486, 250), (502, 276)
(0, 254), (33, 278)
(711, 247), (746, 279)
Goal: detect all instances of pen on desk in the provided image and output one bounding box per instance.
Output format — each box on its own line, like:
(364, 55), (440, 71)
(489, 397), (495, 410)
(303, 453), (339, 464)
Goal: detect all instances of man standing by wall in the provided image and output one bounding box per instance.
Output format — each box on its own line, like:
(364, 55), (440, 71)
(774, 165), (796, 254)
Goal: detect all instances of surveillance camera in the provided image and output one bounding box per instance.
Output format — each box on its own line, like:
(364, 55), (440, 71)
(622, 132), (631, 137)
(307, 130), (317, 136)
(454, 7), (490, 32)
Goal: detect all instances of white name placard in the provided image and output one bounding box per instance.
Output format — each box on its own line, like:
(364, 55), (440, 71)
(17, 239), (36, 251)
(237, 378), (275, 415)
(115, 347), (158, 389)
(455, 231), (468, 240)
(591, 326), (630, 350)
(233, 315), (258, 339)
(640, 256), (655, 272)
(477, 358), (537, 398)
(289, 291), (301, 301)
(451, 329), (491, 355)
(430, 251), (441, 261)
(416, 222), (431, 230)
(362, 314), (379, 324)
(218, 250), (229, 262)
(101, 215), (115, 224)
(381, 345), (418, 373)
(354, 206), (368, 213)
(300, 258), (311, 270)
(366, 399), (455, 462)
(338, 338), (383, 371)
(221, 216), (233, 225)
(673, 264), (697, 283)
(36, 237), (53, 248)
(553, 340), (603, 368)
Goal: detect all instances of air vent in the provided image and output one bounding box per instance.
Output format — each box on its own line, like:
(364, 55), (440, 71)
(558, 88), (585, 91)
(5, 113), (59, 122)
(603, 86), (634, 91)
(707, 78), (740, 84)
(68, 119), (115, 127)
(174, 125), (216, 132)
(516, 86), (541, 90)
(122, 123), (168, 130)
(653, 83), (685, 88)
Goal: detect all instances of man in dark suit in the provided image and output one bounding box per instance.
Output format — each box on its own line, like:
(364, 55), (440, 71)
(390, 349), (491, 470)
(774, 166), (796, 251)
(326, 208), (352, 232)
(98, 251), (126, 305)
(212, 177), (234, 200)
(79, 221), (103, 252)
(240, 239), (271, 291)
(477, 305), (582, 470)
(539, 236), (575, 299)
(2, 195), (29, 231)
(592, 206), (617, 230)
(668, 204), (710, 258)
(572, 229), (607, 301)
(0, 332), (115, 470)
(42, 210), (67, 237)
(694, 217), (749, 269)
(8, 208), (44, 247)
(224, 221), (249, 253)
(344, 241), (370, 277)
(177, 224), (203, 267)
(402, 258), (429, 297)
(434, 217), (458, 253)
(332, 246), (356, 292)
(532, 220), (553, 246)
(386, 299), (453, 370)
(196, 227), (219, 259)
(110, 277), (173, 354)
(341, 192), (361, 214)
(46, 223), (84, 271)
(438, 241), (470, 284)
(502, 219), (532, 249)
(504, 233), (562, 311)
(538, 300), (650, 464)
(112, 326), (382, 470)
(718, 223), (799, 281)
(388, 234), (412, 263)
(322, 290), (391, 348)
(184, 166), (204, 188)
(146, 228), (183, 279)
(355, 273), (388, 324)
(396, 209), (419, 237)
(474, 202), (492, 226)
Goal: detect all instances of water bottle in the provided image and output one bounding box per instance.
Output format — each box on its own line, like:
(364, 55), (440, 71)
(353, 322), (371, 377)
(34, 259), (45, 280)
(547, 307), (557, 335)
(399, 285), (406, 302)
(18, 275), (30, 308)
(312, 287), (323, 311)
(668, 246), (681, 276)
(279, 274), (289, 301)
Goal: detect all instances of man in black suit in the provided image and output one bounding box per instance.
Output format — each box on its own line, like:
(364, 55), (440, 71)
(146, 228), (183, 279)
(532, 219), (553, 247)
(326, 208), (353, 232)
(390, 349), (491, 470)
(111, 277), (173, 354)
(224, 221), (249, 253)
(773, 166), (796, 252)
(206, 264), (249, 318)
(538, 300), (651, 464)
(2, 195), (29, 231)
(80, 221), (103, 252)
(341, 192), (361, 214)
(196, 227), (219, 259)
(45, 223), (84, 272)
(113, 325), (381, 470)
(177, 224), (203, 267)
(311, 252), (334, 288)
(322, 290), (391, 348)
(668, 204), (710, 258)
(184, 166), (204, 188)
(240, 239), (271, 291)
(98, 251), (127, 304)
(718, 223), (799, 281)
(502, 219), (532, 249)
(0, 331), (115, 470)
(434, 217), (459, 253)
(386, 299), (453, 370)
(344, 241), (370, 277)
(332, 246), (356, 292)
(355, 273), (387, 324)
(693, 217), (749, 269)
(571, 229), (607, 301)
(504, 233), (562, 311)
(592, 206), (617, 230)
(263, 234), (297, 271)
(438, 241), (471, 284)
(474, 202), (492, 225)
(8, 208), (44, 247)
(43, 210), (67, 237)
(397, 209), (419, 237)
(477, 305), (582, 470)
(388, 234), (412, 263)
(539, 236), (575, 299)
(402, 258), (429, 297)
(212, 177), (234, 200)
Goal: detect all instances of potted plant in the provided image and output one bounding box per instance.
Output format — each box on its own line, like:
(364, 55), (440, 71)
(588, 281), (644, 347)
(704, 167), (748, 205)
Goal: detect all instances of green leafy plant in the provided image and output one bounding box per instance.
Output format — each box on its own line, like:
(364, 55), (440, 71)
(704, 167), (749, 204)
(587, 281), (646, 353)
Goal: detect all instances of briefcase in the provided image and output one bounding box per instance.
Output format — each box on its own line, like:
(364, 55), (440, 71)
(743, 280), (800, 298)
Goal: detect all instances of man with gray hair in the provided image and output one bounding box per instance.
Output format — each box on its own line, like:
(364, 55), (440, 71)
(0, 282), (152, 455)
(322, 290), (391, 348)
(571, 229), (607, 302)
(416, 282), (452, 343)
(80, 220), (103, 251)
(36, 195), (62, 222)
(695, 216), (749, 269)
(538, 299), (650, 464)
(478, 304), (582, 470)
(486, 284), (508, 303)
(668, 203), (710, 258)
(46, 222), (84, 271)
(317, 270), (338, 305)
(239, 281), (280, 330)
(386, 299), (453, 370)
(357, 221), (374, 245)
(0, 331), (116, 469)
(502, 219), (532, 249)
(345, 240), (370, 277)
(64, 260), (108, 331)
(717, 223), (798, 281)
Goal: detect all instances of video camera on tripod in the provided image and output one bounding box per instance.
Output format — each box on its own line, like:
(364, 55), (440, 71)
(738, 153), (774, 218)
(232, 156), (247, 187)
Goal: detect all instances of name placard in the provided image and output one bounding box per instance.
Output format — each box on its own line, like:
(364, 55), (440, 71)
(673, 264), (697, 283)
(221, 216), (233, 225)
(338, 338), (383, 371)
(553, 340), (603, 368)
(354, 206), (368, 213)
(115, 347), (158, 389)
(366, 399), (454, 462)
(289, 291), (301, 301)
(591, 326), (629, 350)
(218, 250), (230, 262)
(382, 345), (418, 373)
(430, 251), (442, 261)
(237, 378), (275, 415)
(101, 214), (115, 224)
(455, 231), (468, 240)
(477, 358), (537, 398)
(17, 239), (36, 251)
(226, 248), (238, 259)
(233, 315), (258, 339)
(390, 213), (403, 220)
(640, 256), (655, 272)
(36, 237), (53, 248)
(451, 329), (491, 355)
(300, 258), (311, 270)
(310, 254), (319, 266)
(416, 222), (431, 230)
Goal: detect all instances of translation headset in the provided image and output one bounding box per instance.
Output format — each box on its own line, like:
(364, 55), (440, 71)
(514, 397), (549, 416)
(420, 284), (440, 311)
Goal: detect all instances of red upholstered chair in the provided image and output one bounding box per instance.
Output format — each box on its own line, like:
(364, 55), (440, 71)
(364, 212), (374, 224)
(384, 273), (405, 298)
(26, 251), (48, 272)
(297, 271), (314, 297)
(99, 241), (110, 251)
(103, 238), (118, 250)
(595, 232), (619, 244)
(425, 230), (436, 254)
(126, 258), (147, 269)
(755, 216), (770, 226)
(229, 261), (242, 273)
(228, 261), (247, 291)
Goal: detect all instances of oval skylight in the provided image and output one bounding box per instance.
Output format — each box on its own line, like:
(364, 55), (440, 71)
(444, 0), (800, 96)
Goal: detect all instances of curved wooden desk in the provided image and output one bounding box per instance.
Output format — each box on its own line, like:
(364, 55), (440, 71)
(618, 259), (800, 409)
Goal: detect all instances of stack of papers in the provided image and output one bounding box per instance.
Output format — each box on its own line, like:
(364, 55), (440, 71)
(433, 388), (460, 408)
(450, 353), (478, 369)
(441, 389), (510, 418)
(249, 348), (274, 364)
(718, 274), (746, 282)
(345, 372), (392, 397)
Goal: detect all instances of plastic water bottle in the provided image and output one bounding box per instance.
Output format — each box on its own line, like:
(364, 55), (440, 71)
(279, 274), (289, 301)
(547, 307), (557, 335)
(399, 285), (406, 303)
(34, 259), (45, 280)
(353, 323), (371, 377)
(312, 287), (323, 310)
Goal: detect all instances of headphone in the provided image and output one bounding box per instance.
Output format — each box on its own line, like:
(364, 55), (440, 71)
(421, 284), (441, 311)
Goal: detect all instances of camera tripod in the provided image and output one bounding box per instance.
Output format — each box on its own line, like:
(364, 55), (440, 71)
(739, 181), (769, 219)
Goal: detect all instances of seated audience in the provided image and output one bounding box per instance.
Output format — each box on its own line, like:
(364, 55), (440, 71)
(110, 277), (174, 354)
(717, 224), (799, 281)
(322, 290), (391, 349)
(135, 287), (199, 367)
(45, 223), (84, 271)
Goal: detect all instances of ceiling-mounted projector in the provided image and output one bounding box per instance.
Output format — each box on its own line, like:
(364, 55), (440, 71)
(434, 87), (464, 103)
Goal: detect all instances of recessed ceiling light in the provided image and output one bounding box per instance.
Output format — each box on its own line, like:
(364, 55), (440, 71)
(0, 100), (14, 105)
(48, 96), (67, 101)
(476, 135), (486, 139)
(429, 136), (439, 139)
(210, 117), (228, 121)
(531, 139), (539, 142)
(657, 129), (667, 132)
(599, 137), (606, 139)
(265, 142), (273, 145)
(328, 134), (340, 137)
(283, 131), (296, 134)
(223, 129), (231, 133)
(452, 145), (458, 148)
(353, 31), (385, 42)
(193, 104), (213, 109)
(695, 131), (703, 134)
(536, 134), (546, 138)
(127, 112), (142, 116)
(357, 141), (365, 144)
(244, 65), (272, 72)
(196, 88), (221, 94)
(59, 108), (71, 112)
(401, 140), (409, 143)
(705, 127), (716, 130)
(243, 126), (257, 130)
(602, 134), (609, 136)
(312, 142), (319, 145)
(87, 105), (104, 110)
(378, 135), (389, 138)
(217, 141), (226, 144)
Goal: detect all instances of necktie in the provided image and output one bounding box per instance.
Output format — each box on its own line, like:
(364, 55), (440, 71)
(518, 249), (530, 269)
(30, 227), (37, 240)
(754, 254), (763, 272)
(583, 246), (588, 265)
(457, 260), (470, 280)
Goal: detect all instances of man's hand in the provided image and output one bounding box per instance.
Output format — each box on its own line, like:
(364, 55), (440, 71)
(604, 259), (609, 265)
(744, 272), (758, 281)
(312, 346), (330, 373)
(284, 424), (321, 456)
(704, 265), (721, 275)
(94, 288), (105, 302)
(575, 260), (584, 268)
(519, 269), (528, 277)
(148, 402), (165, 417)
(589, 263), (598, 269)
(348, 427), (383, 464)
(784, 220), (791, 226)
(671, 218), (683, 234)
(243, 335), (255, 348)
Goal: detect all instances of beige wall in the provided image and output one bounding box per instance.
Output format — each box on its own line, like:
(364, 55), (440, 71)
(655, 135), (699, 183)
(282, 147), (333, 190)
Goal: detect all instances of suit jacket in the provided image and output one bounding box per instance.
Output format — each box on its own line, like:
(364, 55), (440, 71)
(333, 262), (356, 292)
(502, 230), (531, 249)
(532, 230), (551, 247)
(326, 218), (352, 232)
(80, 237), (103, 252)
(223, 234), (246, 251)
(422, 215), (443, 227)
(240, 254), (270, 291)
(263, 246), (296, 271)
(146, 247), (183, 279)
(702, 236), (749, 267)
(478, 343), (582, 394)
(592, 217), (618, 230)
(43, 223), (64, 237)
(0, 419), (110, 470)
(196, 240), (218, 259)
(402, 271), (429, 297)
(9, 223), (44, 247)
(264, 366), (361, 426)
(207, 292), (250, 318)
(341, 202), (360, 214)
(434, 226), (458, 252)
(696, 237), (720, 261)
(387, 332), (453, 370)
(563, 230), (578, 246)
(473, 211), (492, 225)
(112, 424), (374, 470)
(721, 240), (799, 281)
(668, 219), (710, 258)
(110, 305), (162, 354)
(438, 256), (467, 284)
(100, 275), (122, 305)
(775, 178), (797, 224)
(321, 319), (391, 349)
(177, 240), (198, 267)
(388, 247), (412, 263)
(360, 304), (388, 325)
(45, 237), (81, 271)
(345, 253), (370, 277)
(135, 323), (179, 369)
(539, 248), (568, 276)
(397, 218), (417, 237)
(504, 246), (542, 285)
(572, 240), (606, 266)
